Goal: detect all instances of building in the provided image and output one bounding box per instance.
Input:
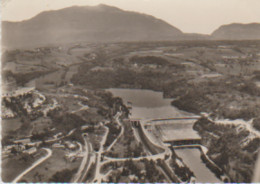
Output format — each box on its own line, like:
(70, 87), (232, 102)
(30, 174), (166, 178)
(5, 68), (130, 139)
(13, 138), (31, 144)
(2, 87), (35, 98)
(1, 106), (15, 118)
(14, 87), (35, 97)
(53, 132), (63, 139)
(2, 77), (17, 97)
(14, 144), (26, 152)
(131, 119), (141, 127)
(65, 141), (77, 149)
(23, 147), (37, 154)
(52, 143), (65, 148)
(27, 141), (41, 147)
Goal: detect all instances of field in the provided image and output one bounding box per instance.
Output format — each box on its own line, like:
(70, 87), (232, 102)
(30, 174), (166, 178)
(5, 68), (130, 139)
(105, 120), (146, 158)
(1, 118), (22, 138)
(2, 149), (46, 182)
(100, 159), (169, 183)
(21, 148), (82, 182)
(2, 40), (260, 183)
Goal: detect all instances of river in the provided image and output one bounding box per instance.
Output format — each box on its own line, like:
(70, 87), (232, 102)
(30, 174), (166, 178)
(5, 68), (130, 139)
(108, 88), (221, 183)
(25, 65), (79, 88)
(175, 148), (221, 183)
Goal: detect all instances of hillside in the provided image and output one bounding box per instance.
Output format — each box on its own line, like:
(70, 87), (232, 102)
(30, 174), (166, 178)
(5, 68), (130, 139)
(2, 5), (259, 48)
(2, 4), (183, 48)
(211, 23), (260, 40)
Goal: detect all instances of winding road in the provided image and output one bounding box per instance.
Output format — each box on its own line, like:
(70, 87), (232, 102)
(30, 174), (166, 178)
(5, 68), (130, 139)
(71, 101), (89, 113)
(12, 148), (52, 183)
(92, 127), (109, 183)
(93, 111), (178, 182)
(106, 112), (124, 151)
(103, 151), (166, 163)
(72, 133), (92, 183)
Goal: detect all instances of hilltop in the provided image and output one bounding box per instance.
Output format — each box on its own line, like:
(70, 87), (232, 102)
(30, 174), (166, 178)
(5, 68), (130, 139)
(2, 5), (260, 48)
(211, 23), (260, 40)
(2, 4), (183, 48)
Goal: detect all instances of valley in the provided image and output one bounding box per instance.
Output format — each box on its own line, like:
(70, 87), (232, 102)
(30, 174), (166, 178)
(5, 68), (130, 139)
(2, 40), (260, 182)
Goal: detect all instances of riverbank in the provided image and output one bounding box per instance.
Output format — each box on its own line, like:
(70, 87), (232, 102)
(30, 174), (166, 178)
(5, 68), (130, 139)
(194, 117), (259, 182)
(108, 88), (222, 183)
(4, 41), (260, 183)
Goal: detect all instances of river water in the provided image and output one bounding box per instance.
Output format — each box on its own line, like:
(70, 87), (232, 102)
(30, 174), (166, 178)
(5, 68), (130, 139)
(24, 70), (221, 182)
(175, 149), (221, 183)
(108, 88), (221, 183)
(25, 65), (79, 88)
(107, 88), (192, 119)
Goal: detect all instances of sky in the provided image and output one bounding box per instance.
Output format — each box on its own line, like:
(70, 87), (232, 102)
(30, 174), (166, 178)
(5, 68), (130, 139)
(1, 0), (260, 34)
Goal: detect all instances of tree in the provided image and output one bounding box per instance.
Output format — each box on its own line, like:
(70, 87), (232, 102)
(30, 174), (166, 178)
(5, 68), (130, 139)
(121, 167), (129, 176)
(20, 153), (32, 162)
(25, 144), (30, 149)
(11, 147), (18, 154)
(49, 169), (74, 182)
(108, 176), (113, 182)
(253, 118), (260, 131)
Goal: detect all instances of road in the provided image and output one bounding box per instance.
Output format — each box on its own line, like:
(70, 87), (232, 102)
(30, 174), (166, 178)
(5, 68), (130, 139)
(66, 128), (76, 137)
(43, 92), (88, 101)
(137, 120), (181, 182)
(106, 112), (124, 151)
(85, 112), (124, 182)
(253, 151), (260, 182)
(91, 112), (123, 182)
(71, 101), (89, 113)
(72, 134), (92, 183)
(77, 141), (83, 153)
(93, 112), (177, 182)
(42, 98), (58, 117)
(92, 127), (109, 183)
(213, 118), (260, 137)
(103, 151), (166, 162)
(12, 148), (52, 183)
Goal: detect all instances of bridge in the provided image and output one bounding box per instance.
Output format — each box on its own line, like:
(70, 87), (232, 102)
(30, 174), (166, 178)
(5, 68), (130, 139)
(130, 116), (201, 126)
(151, 116), (201, 122)
(170, 144), (202, 149)
(164, 138), (201, 146)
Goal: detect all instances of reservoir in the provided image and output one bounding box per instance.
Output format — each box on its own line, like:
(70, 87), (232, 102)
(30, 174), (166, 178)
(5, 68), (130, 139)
(108, 88), (221, 183)
(107, 88), (192, 119)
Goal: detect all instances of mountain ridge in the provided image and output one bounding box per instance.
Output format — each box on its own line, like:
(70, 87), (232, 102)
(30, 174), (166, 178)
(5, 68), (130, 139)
(2, 4), (260, 48)
(2, 4), (184, 48)
(211, 22), (260, 40)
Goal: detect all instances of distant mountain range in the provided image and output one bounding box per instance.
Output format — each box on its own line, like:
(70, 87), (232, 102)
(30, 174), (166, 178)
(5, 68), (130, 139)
(2, 4), (260, 48)
(211, 23), (260, 40)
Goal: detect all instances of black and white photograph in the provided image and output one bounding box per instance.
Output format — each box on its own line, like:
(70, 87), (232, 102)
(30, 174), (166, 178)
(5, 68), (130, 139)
(1, 0), (260, 183)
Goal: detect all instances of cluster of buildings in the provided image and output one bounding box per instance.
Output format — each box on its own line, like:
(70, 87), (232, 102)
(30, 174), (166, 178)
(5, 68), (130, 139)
(2, 138), (39, 156)
(2, 107), (15, 118)
(1, 87), (46, 119)
(2, 75), (35, 98)
(52, 140), (81, 161)
(2, 87), (35, 98)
